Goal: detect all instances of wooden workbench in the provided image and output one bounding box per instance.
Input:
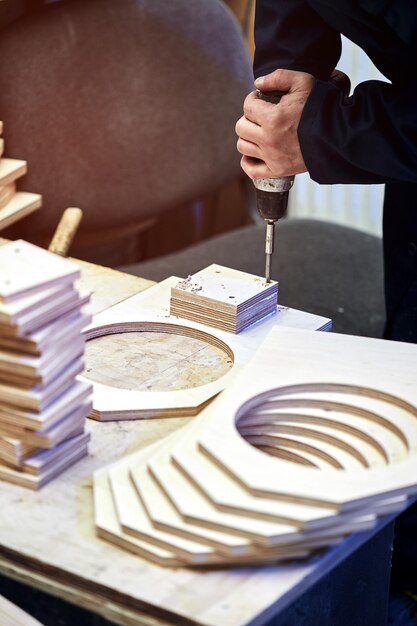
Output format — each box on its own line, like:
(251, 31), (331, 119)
(0, 255), (395, 626)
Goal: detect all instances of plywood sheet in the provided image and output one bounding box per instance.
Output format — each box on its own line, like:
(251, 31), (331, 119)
(0, 310), (91, 356)
(92, 324), (417, 568)
(0, 192), (42, 232)
(198, 328), (417, 509)
(0, 183), (15, 210)
(0, 240), (80, 302)
(83, 277), (331, 421)
(0, 158), (26, 187)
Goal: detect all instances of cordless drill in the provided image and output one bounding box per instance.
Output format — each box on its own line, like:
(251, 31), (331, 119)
(253, 90), (294, 283)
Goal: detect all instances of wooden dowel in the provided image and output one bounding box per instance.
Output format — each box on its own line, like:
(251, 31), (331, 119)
(48, 207), (83, 257)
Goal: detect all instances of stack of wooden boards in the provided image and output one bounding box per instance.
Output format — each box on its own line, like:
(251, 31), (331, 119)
(170, 264), (280, 333)
(94, 326), (417, 568)
(0, 240), (92, 488)
(0, 121), (42, 230)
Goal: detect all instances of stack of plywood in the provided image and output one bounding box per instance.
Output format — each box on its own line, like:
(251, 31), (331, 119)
(0, 240), (92, 488)
(0, 121), (42, 230)
(170, 264), (280, 333)
(94, 327), (417, 568)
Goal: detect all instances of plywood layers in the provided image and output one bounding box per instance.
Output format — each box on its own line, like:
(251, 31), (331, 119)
(0, 240), (92, 488)
(0, 120), (42, 230)
(170, 264), (279, 333)
(94, 327), (417, 567)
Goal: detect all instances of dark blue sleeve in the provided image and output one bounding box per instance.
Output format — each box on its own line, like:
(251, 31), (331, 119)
(299, 79), (417, 184)
(253, 0), (341, 81)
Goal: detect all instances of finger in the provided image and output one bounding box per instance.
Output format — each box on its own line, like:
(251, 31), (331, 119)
(235, 115), (263, 144)
(242, 91), (277, 125)
(240, 155), (271, 179)
(236, 137), (262, 159)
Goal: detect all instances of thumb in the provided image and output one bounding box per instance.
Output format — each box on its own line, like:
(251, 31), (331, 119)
(255, 69), (314, 93)
(255, 68), (300, 93)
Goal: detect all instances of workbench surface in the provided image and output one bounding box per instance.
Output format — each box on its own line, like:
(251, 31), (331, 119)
(0, 256), (394, 626)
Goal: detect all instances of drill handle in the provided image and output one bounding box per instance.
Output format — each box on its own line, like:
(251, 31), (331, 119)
(257, 90), (287, 104)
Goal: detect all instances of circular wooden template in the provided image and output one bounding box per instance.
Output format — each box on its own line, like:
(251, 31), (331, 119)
(84, 326), (233, 392)
(235, 384), (417, 472)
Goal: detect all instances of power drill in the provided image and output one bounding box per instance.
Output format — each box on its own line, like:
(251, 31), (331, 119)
(253, 90), (294, 283)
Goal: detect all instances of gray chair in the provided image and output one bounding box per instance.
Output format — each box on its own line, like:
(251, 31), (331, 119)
(0, 0), (253, 263)
(121, 218), (386, 338)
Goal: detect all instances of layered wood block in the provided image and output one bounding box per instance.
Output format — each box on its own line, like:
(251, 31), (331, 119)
(0, 121), (42, 230)
(0, 240), (92, 488)
(170, 264), (279, 333)
(94, 327), (417, 568)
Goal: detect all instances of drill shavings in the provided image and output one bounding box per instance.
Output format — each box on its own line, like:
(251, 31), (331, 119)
(175, 276), (203, 293)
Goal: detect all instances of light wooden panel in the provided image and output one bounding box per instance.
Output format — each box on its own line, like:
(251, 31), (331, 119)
(94, 326), (417, 568)
(198, 328), (417, 509)
(82, 277), (331, 421)
(0, 192), (41, 232)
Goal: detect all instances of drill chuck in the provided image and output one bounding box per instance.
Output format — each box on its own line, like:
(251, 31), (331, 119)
(253, 176), (294, 222)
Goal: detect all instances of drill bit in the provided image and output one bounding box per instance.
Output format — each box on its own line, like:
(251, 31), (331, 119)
(265, 221), (275, 283)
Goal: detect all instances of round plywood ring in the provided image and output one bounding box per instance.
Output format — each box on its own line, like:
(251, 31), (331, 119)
(81, 320), (245, 421)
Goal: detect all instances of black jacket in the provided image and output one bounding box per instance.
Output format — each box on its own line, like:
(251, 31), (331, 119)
(254, 0), (417, 185)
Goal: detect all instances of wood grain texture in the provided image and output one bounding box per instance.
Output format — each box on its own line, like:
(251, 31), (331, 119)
(85, 331), (232, 392)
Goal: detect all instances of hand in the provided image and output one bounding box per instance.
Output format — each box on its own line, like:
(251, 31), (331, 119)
(235, 68), (315, 179)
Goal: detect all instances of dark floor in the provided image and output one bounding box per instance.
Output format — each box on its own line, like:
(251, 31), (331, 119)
(0, 574), (117, 626)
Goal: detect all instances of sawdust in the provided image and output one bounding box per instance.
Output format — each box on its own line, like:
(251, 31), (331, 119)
(175, 276), (203, 293)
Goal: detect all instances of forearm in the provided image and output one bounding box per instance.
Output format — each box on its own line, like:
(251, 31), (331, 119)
(254, 0), (341, 80)
(299, 79), (417, 184)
